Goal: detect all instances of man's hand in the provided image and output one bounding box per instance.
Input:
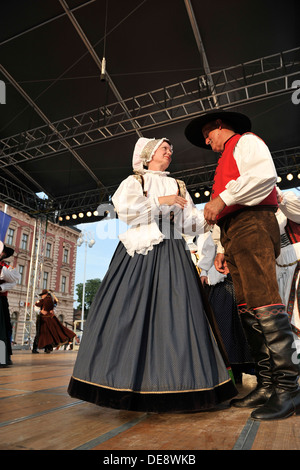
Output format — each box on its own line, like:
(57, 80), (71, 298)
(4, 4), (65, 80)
(204, 196), (226, 225)
(214, 253), (229, 275)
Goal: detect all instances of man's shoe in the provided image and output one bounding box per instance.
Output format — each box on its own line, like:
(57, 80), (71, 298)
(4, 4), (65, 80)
(251, 387), (300, 420)
(230, 385), (273, 408)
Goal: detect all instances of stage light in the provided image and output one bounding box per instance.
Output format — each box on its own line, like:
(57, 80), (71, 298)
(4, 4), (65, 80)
(58, 216), (63, 222)
(287, 173), (293, 181)
(72, 214), (77, 219)
(78, 213), (84, 218)
(277, 176), (282, 183)
(66, 215), (70, 220)
(86, 211), (92, 217)
(204, 190), (210, 197)
(298, 173), (300, 179)
(93, 210), (98, 216)
(194, 192), (200, 198)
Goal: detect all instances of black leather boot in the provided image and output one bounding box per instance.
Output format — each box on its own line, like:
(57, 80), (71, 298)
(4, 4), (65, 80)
(250, 305), (300, 420)
(230, 306), (274, 408)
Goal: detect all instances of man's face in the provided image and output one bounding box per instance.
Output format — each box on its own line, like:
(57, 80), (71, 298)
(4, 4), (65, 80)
(202, 121), (224, 153)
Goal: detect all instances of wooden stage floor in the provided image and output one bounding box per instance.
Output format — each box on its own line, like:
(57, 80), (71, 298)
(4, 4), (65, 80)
(0, 350), (299, 452)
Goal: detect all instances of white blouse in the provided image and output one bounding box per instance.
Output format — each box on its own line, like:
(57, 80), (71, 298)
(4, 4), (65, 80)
(0, 265), (21, 292)
(112, 170), (208, 256)
(276, 192), (300, 336)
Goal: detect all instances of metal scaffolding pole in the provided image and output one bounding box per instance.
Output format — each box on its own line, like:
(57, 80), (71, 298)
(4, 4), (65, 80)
(0, 47), (299, 166)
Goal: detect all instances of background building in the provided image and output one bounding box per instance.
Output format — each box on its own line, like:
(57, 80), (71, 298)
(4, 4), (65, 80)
(0, 203), (81, 348)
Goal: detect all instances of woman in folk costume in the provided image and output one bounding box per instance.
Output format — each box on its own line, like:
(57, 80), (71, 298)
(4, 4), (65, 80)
(68, 137), (237, 412)
(276, 189), (300, 358)
(35, 289), (76, 353)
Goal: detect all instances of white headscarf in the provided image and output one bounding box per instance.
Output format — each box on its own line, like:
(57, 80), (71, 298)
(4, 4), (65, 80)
(132, 137), (170, 172)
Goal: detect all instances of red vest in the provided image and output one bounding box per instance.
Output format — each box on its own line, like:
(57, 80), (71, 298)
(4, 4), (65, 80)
(211, 133), (278, 221)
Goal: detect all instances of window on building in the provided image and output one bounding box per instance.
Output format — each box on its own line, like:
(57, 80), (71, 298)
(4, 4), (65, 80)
(6, 228), (14, 246)
(61, 275), (67, 293)
(21, 233), (28, 250)
(46, 242), (52, 258)
(34, 238), (38, 255)
(42, 271), (49, 290)
(63, 248), (69, 264)
(18, 265), (24, 285)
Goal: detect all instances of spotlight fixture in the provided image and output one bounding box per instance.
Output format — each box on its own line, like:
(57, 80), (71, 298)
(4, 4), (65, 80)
(204, 190), (210, 197)
(287, 173), (293, 181)
(194, 192), (200, 198)
(78, 213), (84, 218)
(72, 214), (77, 219)
(277, 176), (282, 183)
(86, 211), (92, 217)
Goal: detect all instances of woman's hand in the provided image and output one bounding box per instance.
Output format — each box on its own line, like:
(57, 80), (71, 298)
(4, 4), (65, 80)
(158, 191), (187, 209)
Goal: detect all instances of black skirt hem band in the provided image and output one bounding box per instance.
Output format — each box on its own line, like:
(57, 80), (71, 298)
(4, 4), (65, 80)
(68, 376), (238, 413)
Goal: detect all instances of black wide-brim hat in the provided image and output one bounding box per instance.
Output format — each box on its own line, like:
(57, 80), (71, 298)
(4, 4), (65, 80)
(185, 111), (252, 148)
(0, 241), (14, 259)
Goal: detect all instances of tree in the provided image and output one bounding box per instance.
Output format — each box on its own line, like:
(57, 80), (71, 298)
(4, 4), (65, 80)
(76, 278), (101, 316)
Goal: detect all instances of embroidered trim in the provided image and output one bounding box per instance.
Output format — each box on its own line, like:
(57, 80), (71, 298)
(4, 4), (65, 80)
(276, 258), (300, 267)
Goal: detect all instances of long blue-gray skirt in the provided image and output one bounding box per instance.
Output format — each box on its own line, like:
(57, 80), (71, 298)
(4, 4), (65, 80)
(68, 228), (237, 412)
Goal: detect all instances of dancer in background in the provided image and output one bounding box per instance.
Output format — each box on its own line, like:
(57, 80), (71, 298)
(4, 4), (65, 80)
(0, 242), (20, 366)
(185, 110), (300, 420)
(68, 136), (237, 413)
(276, 189), (300, 358)
(35, 289), (76, 353)
(198, 227), (255, 383)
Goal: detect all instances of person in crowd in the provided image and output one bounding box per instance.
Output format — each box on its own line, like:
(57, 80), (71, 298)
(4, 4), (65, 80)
(276, 189), (300, 359)
(197, 227), (255, 383)
(185, 111), (300, 420)
(0, 242), (20, 366)
(35, 289), (76, 353)
(68, 136), (237, 413)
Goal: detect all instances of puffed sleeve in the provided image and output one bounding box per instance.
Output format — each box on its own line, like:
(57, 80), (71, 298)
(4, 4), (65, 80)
(0, 265), (21, 292)
(197, 232), (226, 285)
(174, 189), (209, 236)
(112, 176), (164, 256)
(112, 176), (161, 226)
(220, 134), (277, 207)
(279, 191), (300, 224)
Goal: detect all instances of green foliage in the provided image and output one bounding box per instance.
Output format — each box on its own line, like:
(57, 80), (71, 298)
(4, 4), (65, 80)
(76, 278), (101, 313)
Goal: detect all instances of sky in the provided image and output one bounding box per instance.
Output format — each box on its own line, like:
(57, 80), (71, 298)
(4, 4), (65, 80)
(73, 187), (299, 305)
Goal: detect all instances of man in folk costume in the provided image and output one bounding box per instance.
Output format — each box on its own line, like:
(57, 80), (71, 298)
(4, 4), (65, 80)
(0, 242), (20, 366)
(185, 111), (300, 420)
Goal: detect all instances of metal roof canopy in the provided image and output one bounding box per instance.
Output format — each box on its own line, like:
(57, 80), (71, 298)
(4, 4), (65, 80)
(0, 0), (299, 223)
